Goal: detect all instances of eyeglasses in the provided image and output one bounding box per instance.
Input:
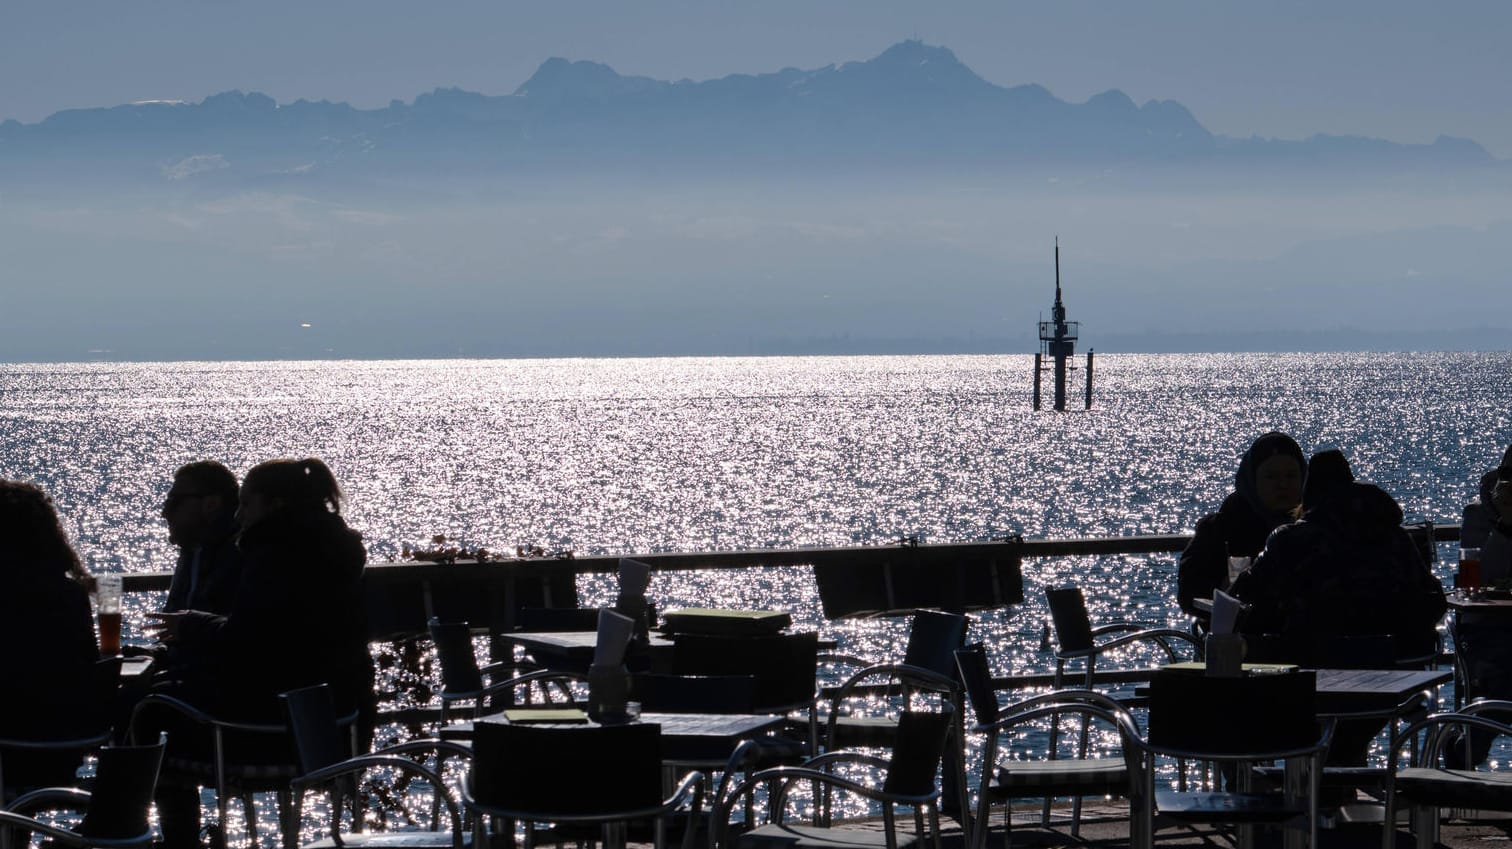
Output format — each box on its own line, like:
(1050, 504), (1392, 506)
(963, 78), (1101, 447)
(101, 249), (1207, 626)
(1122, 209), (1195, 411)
(162, 492), (210, 509)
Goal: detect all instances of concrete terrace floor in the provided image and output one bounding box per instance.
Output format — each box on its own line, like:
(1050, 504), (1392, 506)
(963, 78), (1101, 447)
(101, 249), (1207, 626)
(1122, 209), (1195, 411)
(695, 803), (1512, 849)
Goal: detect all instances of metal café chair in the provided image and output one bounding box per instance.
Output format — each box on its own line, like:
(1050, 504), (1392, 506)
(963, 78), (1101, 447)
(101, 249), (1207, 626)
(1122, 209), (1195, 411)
(714, 708), (957, 849)
(1044, 587), (1201, 691)
(281, 684), (473, 849)
(1132, 668), (1333, 849)
(0, 732), (166, 849)
(1383, 699), (1512, 849)
(463, 720), (704, 849)
(1, 657), (121, 803)
(953, 644), (1139, 849)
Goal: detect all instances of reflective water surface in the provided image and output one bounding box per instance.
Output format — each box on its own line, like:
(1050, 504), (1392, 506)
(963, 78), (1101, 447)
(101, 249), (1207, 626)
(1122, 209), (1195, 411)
(3, 353), (1508, 830)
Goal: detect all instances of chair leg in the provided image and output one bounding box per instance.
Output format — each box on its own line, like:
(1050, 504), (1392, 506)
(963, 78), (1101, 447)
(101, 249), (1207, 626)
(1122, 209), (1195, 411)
(1410, 804), (1438, 849)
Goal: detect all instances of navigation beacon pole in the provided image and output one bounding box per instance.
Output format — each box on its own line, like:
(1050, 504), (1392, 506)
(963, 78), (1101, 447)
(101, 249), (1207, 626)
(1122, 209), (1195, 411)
(1032, 239), (1093, 411)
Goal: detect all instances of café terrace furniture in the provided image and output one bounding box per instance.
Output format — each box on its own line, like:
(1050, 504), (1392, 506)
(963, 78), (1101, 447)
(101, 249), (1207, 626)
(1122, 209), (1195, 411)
(281, 684), (473, 849)
(0, 732), (165, 849)
(463, 721), (704, 849)
(953, 644), (1138, 849)
(713, 708), (957, 849)
(128, 693), (356, 849)
(1, 658), (121, 803)
(1133, 669), (1333, 849)
(429, 619), (556, 725)
(1045, 587), (1202, 692)
(1383, 700), (1512, 849)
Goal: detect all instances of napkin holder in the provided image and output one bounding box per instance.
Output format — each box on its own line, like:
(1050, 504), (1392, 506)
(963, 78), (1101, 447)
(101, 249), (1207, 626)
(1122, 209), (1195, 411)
(1204, 633), (1247, 678)
(587, 662), (630, 723)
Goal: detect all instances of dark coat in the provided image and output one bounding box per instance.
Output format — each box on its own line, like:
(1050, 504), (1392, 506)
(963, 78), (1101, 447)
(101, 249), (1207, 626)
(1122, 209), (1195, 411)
(1, 569), (100, 735)
(1177, 492), (1283, 616)
(172, 510), (374, 721)
(1231, 481), (1447, 662)
(0, 569), (104, 790)
(163, 513), (245, 615)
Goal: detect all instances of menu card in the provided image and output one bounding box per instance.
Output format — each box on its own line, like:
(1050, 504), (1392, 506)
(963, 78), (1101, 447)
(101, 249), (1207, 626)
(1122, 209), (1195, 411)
(592, 608), (636, 667)
(1210, 590), (1242, 635)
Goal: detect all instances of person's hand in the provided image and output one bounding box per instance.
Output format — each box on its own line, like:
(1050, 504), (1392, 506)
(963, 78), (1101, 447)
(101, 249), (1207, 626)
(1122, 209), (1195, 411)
(144, 612), (184, 644)
(1492, 478), (1512, 519)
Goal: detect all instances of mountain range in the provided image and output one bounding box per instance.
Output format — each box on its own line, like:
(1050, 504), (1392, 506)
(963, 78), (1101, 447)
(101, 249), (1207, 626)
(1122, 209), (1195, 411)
(0, 40), (1496, 189)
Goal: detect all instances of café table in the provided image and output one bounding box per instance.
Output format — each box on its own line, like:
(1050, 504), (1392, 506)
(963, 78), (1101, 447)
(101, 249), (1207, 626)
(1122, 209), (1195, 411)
(498, 631), (679, 673)
(443, 710), (783, 761)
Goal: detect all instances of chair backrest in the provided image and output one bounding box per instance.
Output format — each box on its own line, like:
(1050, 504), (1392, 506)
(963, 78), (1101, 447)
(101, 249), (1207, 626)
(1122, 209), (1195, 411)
(671, 632), (819, 714)
(953, 643), (1001, 727)
(429, 619), (485, 694)
(1147, 669), (1318, 757)
(881, 709), (954, 798)
(902, 610), (969, 678)
(470, 721), (662, 816)
(631, 673), (758, 715)
(1309, 634), (1395, 669)
(78, 733), (166, 840)
(1045, 587), (1094, 653)
(517, 607), (601, 632)
(281, 684), (353, 775)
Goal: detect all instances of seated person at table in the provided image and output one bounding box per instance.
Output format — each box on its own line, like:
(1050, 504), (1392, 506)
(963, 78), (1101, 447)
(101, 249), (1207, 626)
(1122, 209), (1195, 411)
(0, 480), (105, 797)
(1232, 449), (1446, 664)
(161, 461), (245, 616)
(144, 458), (375, 849)
(1446, 444), (1512, 767)
(1232, 450), (1446, 766)
(1176, 431), (1305, 617)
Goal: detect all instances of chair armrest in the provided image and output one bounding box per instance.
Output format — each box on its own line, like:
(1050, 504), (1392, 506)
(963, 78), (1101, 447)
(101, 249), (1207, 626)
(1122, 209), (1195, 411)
(372, 738), (473, 764)
(476, 669), (586, 707)
(0, 811), (92, 849)
(1093, 628), (1202, 660)
(1391, 711), (1512, 768)
(4, 787), (92, 817)
(291, 754), (466, 849)
(129, 693), (288, 740)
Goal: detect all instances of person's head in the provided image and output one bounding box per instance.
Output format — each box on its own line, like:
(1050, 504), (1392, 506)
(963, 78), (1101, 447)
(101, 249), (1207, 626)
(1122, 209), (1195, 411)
(237, 458), (344, 530)
(0, 479), (85, 581)
(1236, 432), (1306, 518)
(162, 461), (240, 547)
(1302, 449), (1356, 514)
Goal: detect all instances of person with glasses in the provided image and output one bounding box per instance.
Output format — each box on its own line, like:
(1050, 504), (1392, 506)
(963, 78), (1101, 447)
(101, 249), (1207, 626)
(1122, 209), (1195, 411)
(161, 461), (245, 616)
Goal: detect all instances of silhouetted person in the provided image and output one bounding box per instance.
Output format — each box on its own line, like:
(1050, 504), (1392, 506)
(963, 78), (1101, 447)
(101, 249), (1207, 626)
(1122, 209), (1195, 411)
(144, 458), (374, 849)
(162, 461), (244, 615)
(1177, 432), (1305, 617)
(1446, 444), (1512, 767)
(1232, 449), (1446, 765)
(0, 480), (104, 798)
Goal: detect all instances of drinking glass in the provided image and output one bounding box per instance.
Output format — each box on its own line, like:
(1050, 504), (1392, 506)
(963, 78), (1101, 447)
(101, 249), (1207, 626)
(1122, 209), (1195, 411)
(95, 573), (123, 656)
(1225, 556), (1253, 588)
(1459, 547), (1483, 597)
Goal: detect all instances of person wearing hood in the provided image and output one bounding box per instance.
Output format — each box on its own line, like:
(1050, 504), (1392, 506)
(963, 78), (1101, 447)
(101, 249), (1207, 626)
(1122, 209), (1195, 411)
(1231, 449), (1446, 768)
(144, 458), (374, 849)
(1446, 443), (1512, 768)
(1231, 449), (1446, 663)
(1177, 432), (1306, 618)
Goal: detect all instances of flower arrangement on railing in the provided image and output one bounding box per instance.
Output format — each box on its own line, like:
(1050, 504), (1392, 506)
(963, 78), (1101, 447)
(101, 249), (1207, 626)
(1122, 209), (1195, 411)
(401, 534), (495, 564)
(400, 535), (575, 563)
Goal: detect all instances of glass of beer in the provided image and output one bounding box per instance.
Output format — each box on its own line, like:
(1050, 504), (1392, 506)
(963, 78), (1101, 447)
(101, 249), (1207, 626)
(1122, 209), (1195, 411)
(1459, 547), (1483, 598)
(95, 573), (123, 656)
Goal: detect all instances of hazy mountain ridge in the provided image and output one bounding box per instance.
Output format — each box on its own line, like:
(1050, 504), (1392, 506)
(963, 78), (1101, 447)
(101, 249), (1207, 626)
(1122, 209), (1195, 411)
(0, 40), (1494, 187)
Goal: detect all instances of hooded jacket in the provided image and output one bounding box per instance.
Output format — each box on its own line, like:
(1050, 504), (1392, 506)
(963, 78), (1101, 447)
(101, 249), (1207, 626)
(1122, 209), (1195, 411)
(1231, 480), (1446, 661)
(1176, 433), (1305, 616)
(173, 509), (374, 720)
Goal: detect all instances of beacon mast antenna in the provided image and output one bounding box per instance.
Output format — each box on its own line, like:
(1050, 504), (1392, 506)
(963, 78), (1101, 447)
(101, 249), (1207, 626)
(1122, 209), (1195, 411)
(1033, 239), (1094, 411)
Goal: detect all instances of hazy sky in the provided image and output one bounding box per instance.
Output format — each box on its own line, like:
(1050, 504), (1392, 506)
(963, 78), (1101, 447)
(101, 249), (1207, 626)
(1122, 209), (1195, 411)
(3, 0), (1509, 157)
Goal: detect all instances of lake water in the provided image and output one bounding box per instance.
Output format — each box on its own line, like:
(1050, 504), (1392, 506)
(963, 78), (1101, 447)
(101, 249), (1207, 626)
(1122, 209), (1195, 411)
(3, 352), (1508, 667)
(4, 352), (1508, 827)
